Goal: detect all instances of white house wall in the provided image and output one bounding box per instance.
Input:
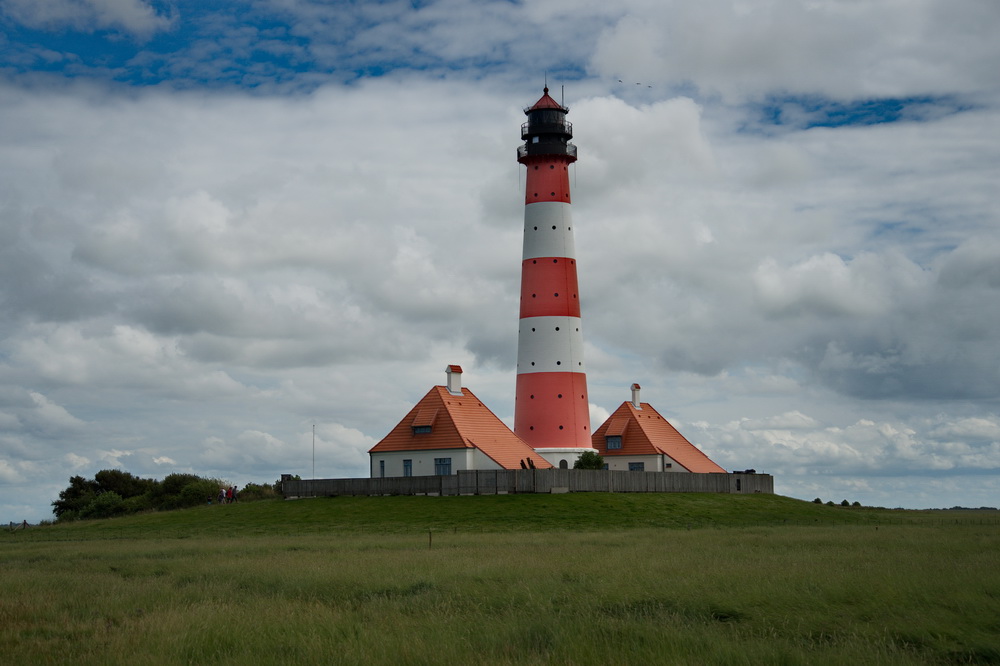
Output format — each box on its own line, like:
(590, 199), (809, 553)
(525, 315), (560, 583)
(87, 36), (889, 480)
(603, 454), (686, 473)
(370, 448), (480, 478)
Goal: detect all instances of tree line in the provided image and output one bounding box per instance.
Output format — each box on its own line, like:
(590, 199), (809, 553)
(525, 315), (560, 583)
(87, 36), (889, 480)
(52, 469), (285, 521)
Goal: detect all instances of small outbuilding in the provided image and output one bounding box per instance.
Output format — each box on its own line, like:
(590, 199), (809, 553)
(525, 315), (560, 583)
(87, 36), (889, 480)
(368, 365), (552, 478)
(592, 384), (726, 473)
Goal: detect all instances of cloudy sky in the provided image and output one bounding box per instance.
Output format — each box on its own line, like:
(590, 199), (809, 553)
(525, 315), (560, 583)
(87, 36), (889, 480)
(2, 0), (998, 521)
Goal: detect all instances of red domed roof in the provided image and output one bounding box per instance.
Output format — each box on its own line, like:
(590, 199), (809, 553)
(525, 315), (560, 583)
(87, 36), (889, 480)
(527, 87), (566, 112)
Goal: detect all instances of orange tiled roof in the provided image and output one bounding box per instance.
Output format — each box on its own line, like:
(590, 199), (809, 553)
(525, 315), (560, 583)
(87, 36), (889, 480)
(369, 386), (552, 470)
(592, 402), (726, 473)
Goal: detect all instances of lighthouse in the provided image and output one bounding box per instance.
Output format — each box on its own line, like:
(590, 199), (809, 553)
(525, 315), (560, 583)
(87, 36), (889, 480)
(514, 88), (595, 467)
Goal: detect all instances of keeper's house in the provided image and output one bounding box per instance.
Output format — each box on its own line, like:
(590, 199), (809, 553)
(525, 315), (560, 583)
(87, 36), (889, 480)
(592, 384), (727, 474)
(368, 366), (551, 478)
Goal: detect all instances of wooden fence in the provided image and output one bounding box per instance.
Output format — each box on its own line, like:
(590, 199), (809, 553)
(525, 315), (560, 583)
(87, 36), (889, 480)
(282, 469), (773, 498)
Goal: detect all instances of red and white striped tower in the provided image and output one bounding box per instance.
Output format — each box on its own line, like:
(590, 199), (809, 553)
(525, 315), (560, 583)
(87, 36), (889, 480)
(514, 88), (594, 467)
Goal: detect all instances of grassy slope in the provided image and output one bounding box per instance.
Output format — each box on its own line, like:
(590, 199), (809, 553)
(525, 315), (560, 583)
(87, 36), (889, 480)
(5, 492), (948, 542)
(4, 495), (999, 665)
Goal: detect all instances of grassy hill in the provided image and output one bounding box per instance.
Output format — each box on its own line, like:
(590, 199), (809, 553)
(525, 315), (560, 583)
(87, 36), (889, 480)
(7, 492), (965, 542)
(4, 494), (999, 664)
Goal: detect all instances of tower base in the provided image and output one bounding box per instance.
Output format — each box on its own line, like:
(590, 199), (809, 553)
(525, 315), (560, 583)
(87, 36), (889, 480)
(534, 447), (598, 470)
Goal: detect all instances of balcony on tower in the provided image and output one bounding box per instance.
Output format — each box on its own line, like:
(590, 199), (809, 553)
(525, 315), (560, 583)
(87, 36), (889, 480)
(517, 141), (577, 160)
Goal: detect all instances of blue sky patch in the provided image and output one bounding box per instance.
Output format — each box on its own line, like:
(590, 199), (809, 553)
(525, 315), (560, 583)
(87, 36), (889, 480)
(753, 94), (971, 130)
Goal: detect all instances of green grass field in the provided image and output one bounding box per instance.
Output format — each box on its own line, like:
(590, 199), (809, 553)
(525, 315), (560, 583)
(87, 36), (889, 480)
(3, 494), (999, 665)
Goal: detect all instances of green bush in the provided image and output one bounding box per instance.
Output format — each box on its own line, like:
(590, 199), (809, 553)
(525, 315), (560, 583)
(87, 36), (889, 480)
(122, 494), (154, 514)
(94, 469), (156, 499)
(52, 475), (99, 519)
(81, 491), (126, 519)
(161, 473), (203, 497)
(179, 479), (222, 508)
(52, 470), (286, 520)
(573, 451), (605, 470)
(239, 483), (280, 502)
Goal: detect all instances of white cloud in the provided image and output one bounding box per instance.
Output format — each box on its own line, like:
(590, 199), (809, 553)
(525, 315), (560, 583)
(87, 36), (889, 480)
(590, 0), (1000, 100)
(3, 0), (175, 40)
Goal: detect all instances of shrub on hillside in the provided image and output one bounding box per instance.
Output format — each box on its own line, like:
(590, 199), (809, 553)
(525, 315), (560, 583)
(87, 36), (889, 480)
(574, 451), (605, 470)
(80, 491), (127, 519)
(94, 469), (156, 499)
(52, 475), (100, 518)
(179, 478), (222, 508)
(52, 470), (281, 520)
(240, 482), (281, 501)
(160, 473), (204, 497)
(122, 494), (154, 514)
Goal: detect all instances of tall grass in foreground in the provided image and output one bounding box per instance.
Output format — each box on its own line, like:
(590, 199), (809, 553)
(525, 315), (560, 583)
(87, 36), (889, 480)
(3, 523), (999, 664)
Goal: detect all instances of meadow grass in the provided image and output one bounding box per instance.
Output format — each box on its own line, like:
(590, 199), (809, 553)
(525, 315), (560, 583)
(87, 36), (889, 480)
(2, 494), (999, 664)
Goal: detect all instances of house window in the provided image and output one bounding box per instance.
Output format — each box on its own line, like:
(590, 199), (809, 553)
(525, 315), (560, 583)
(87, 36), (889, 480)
(664, 463), (672, 469)
(559, 460), (568, 469)
(403, 459), (412, 477)
(606, 435), (622, 450)
(379, 460), (385, 478)
(628, 462), (645, 472)
(412, 425), (432, 434)
(434, 458), (452, 475)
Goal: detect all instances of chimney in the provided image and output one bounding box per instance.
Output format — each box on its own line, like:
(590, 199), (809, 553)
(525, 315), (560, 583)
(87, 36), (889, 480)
(631, 383), (642, 409)
(446, 365), (463, 395)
